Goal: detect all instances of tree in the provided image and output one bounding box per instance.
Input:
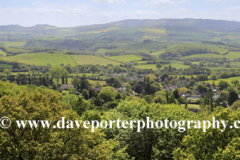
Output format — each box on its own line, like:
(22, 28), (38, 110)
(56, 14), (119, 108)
(231, 79), (239, 87)
(135, 84), (143, 94)
(80, 74), (91, 91)
(99, 89), (115, 103)
(231, 100), (240, 110)
(0, 90), (111, 160)
(71, 77), (81, 88)
(228, 87), (239, 105)
(113, 78), (122, 88)
(143, 39), (151, 43)
(107, 99), (202, 160)
(89, 65), (100, 73)
(179, 87), (188, 94)
(209, 73), (218, 80)
(196, 83), (207, 93)
(3, 69), (11, 77)
(173, 88), (180, 99)
(197, 74), (208, 81)
(50, 66), (64, 86)
(144, 95), (153, 104)
(156, 63), (162, 68)
(218, 80), (228, 90)
(82, 89), (89, 100)
(173, 108), (240, 160)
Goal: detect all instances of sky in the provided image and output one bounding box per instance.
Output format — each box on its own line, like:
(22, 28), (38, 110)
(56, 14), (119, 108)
(0, 0), (239, 27)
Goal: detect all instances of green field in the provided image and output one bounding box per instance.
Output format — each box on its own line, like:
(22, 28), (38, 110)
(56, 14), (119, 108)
(0, 41), (27, 47)
(71, 55), (120, 65)
(135, 63), (190, 70)
(150, 50), (165, 56)
(204, 76), (240, 84)
(71, 73), (100, 77)
(183, 51), (240, 61)
(96, 42), (168, 54)
(181, 104), (200, 110)
(0, 50), (7, 56)
(0, 63), (12, 69)
(107, 55), (142, 62)
(88, 80), (106, 86)
(0, 53), (76, 66)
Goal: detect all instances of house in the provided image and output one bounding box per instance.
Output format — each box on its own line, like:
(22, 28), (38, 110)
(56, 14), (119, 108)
(212, 89), (218, 93)
(188, 95), (202, 101)
(60, 84), (74, 90)
(118, 87), (126, 93)
(213, 95), (219, 101)
(180, 93), (191, 98)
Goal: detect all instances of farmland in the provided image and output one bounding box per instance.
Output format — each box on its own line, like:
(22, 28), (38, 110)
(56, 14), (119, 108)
(0, 53), (76, 66)
(0, 49), (6, 56)
(71, 55), (120, 65)
(107, 55), (142, 62)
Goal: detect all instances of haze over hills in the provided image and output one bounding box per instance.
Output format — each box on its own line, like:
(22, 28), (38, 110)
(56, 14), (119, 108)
(2, 18), (240, 55)
(2, 18), (240, 32)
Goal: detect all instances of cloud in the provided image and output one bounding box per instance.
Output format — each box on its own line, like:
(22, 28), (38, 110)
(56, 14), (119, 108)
(204, 0), (233, 2)
(148, 0), (176, 6)
(90, 0), (126, 3)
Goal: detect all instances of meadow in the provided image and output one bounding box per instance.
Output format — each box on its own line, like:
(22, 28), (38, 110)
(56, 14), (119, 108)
(0, 63), (12, 69)
(0, 41), (27, 47)
(96, 41), (168, 54)
(183, 51), (240, 61)
(71, 55), (120, 65)
(181, 104), (200, 110)
(0, 50), (7, 56)
(107, 55), (142, 62)
(135, 63), (190, 70)
(0, 53), (76, 66)
(204, 76), (240, 84)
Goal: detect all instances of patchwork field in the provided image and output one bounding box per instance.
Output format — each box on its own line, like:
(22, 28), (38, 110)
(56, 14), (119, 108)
(204, 76), (240, 84)
(181, 104), (200, 110)
(96, 42), (168, 54)
(0, 41), (27, 47)
(71, 55), (120, 65)
(107, 55), (142, 62)
(183, 52), (240, 61)
(135, 63), (190, 70)
(0, 63), (12, 69)
(0, 53), (76, 66)
(0, 50), (7, 56)
(139, 28), (167, 40)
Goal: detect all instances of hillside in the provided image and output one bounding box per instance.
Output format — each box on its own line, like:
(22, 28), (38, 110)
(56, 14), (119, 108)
(1, 19), (240, 45)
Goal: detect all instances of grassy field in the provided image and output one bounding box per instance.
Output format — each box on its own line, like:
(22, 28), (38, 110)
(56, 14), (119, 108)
(0, 53), (76, 66)
(88, 80), (106, 86)
(0, 63), (12, 69)
(183, 51), (240, 61)
(139, 28), (167, 40)
(107, 55), (142, 62)
(135, 63), (190, 70)
(204, 76), (240, 84)
(0, 50), (7, 56)
(0, 41), (27, 47)
(71, 73), (100, 77)
(150, 50), (165, 56)
(96, 42), (168, 54)
(71, 55), (120, 65)
(181, 104), (200, 110)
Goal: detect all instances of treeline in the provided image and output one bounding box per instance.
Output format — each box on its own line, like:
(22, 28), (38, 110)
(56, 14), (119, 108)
(202, 41), (225, 45)
(159, 46), (213, 60)
(25, 39), (118, 52)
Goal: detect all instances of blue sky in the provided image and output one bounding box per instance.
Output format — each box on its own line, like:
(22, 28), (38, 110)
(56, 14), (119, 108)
(0, 0), (239, 27)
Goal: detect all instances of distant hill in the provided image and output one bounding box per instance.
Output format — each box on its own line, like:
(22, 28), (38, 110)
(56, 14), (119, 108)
(2, 19), (240, 32)
(2, 18), (240, 46)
